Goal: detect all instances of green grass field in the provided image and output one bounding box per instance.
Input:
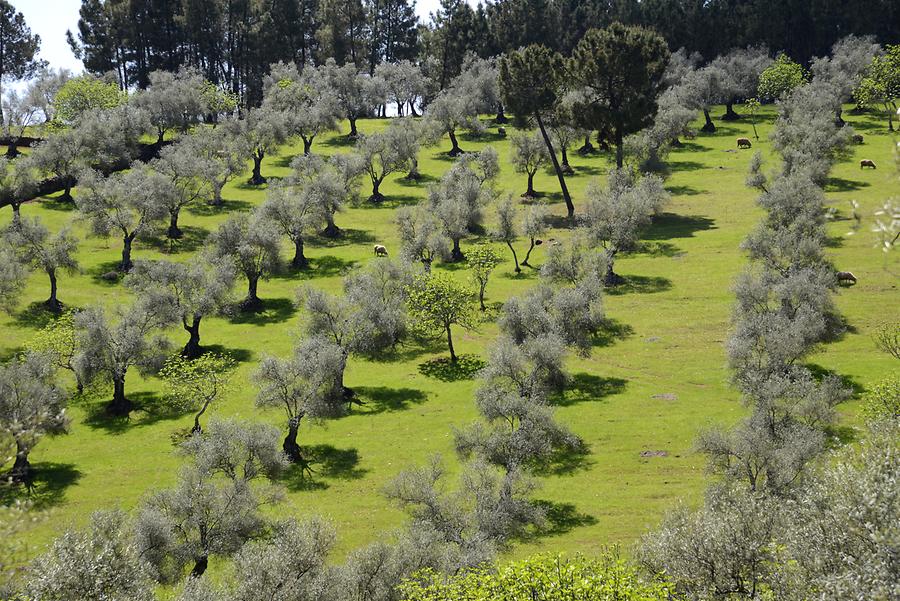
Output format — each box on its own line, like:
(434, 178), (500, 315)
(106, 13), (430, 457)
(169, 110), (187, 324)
(2, 103), (898, 567)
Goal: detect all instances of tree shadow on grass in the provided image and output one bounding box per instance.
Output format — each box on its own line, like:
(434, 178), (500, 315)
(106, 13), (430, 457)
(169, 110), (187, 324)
(825, 177), (870, 193)
(365, 194), (421, 210)
(12, 302), (73, 330)
(186, 198), (254, 216)
(367, 338), (448, 364)
(355, 386), (428, 414)
(666, 184), (704, 196)
(632, 241), (682, 258)
(552, 373), (628, 407)
(804, 363), (865, 396)
(531, 443), (595, 477)
(38, 196), (78, 212)
(605, 275), (672, 295)
(313, 228), (376, 248)
(227, 297), (296, 326)
(200, 344), (253, 364)
(83, 391), (188, 435)
(667, 160), (707, 173)
(592, 318), (635, 348)
(322, 135), (358, 149)
(643, 213), (716, 239)
(418, 354), (486, 382)
(283, 444), (367, 491)
(88, 260), (125, 287)
(0, 462), (82, 510)
(143, 226), (210, 255)
(396, 172), (437, 187)
(825, 424), (860, 449)
(526, 500), (598, 540)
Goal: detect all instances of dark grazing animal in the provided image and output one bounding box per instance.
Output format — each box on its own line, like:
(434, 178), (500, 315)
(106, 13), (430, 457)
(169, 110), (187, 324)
(860, 159), (877, 169)
(737, 137), (752, 149)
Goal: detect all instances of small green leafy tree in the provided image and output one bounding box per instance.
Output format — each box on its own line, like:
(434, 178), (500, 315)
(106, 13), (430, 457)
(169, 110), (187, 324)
(757, 54), (807, 102)
(160, 353), (236, 434)
(52, 75), (124, 123)
(467, 245), (502, 311)
(746, 97), (761, 139)
(399, 552), (673, 600)
(406, 273), (477, 362)
(26, 309), (84, 393)
(855, 44), (900, 131)
(861, 374), (900, 424)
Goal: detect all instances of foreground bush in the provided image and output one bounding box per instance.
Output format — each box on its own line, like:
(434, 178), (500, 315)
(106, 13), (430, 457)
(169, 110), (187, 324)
(399, 552), (672, 600)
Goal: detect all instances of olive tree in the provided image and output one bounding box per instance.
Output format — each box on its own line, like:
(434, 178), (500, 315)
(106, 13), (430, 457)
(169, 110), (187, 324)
(73, 300), (173, 416)
(287, 152), (364, 238)
(466, 244), (502, 311)
(509, 131), (548, 198)
(26, 309), (85, 393)
(715, 47), (772, 120)
(188, 127), (246, 207)
(492, 197), (522, 273)
(133, 68), (215, 144)
(356, 128), (408, 203)
(135, 422), (284, 581)
(151, 137), (212, 239)
(209, 212), (281, 311)
(76, 166), (170, 271)
(264, 62), (340, 155)
(124, 256), (236, 358)
(520, 205), (548, 268)
(260, 184), (326, 270)
(0, 352), (67, 482)
(427, 149), (497, 261)
(581, 169), (669, 285)
(226, 106), (288, 186)
(375, 60), (426, 116)
(1, 88), (40, 158)
(322, 59), (382, 137)
(2, 216), (79, 312)
(27, 128), (91, 202)
(395, 206), (451, 272)
(254, 337), (346, 466)
(0, 155), (37, 221)
(25, 510), (156, 601)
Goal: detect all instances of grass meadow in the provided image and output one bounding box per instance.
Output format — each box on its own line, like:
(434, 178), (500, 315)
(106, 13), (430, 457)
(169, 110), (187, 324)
(1, 103), (897, 569)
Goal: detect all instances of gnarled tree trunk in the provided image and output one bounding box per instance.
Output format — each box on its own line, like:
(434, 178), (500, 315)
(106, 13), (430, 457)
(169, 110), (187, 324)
(107, 372), (133, 416)
(182, 315), (202, 358)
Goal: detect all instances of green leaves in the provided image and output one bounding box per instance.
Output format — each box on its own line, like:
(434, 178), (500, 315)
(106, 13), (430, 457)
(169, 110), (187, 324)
(406, 272), (477, 336)
(400, 553), (673, 600)
(498, 44), (565, 119)
(159, 353), (236, 412)
(757, 54), (807, 101)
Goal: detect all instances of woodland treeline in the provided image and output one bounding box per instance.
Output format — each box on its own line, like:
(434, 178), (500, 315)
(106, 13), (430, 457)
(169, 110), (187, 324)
(68, 0), (900, 103)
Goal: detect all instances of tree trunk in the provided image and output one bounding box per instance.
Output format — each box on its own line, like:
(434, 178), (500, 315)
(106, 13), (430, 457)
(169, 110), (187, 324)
(522, 238), (536, 267)
(887, 104), (895, 131)
(302, 136), (313, 155)
(192, 396), (213, 433)
(524, 172), (535, 198)
(450, 238), (464, 262)
(167, 209), (182, 239)
(479, 282), (487, 311)
(535, 112), (574, 218)
(506, 242), (521, 273)
(603, 249), (623, 286)
(60, 181), (73, 203)
(577, 134), (594, 155)
(191, 555), (208, 579)
(448, 129), (462, 156)
(701, 109), (716, 133)
(560, 145), (573, 174)
(322, 214), (341, 238)
(242, 276), (261, 311)
(494, 102), (509, 124)
(209, 182), (224, 207)
(283, 415), (304, 462)
(11, 202), (20, 223)
(614, 126), (624, 169)
(5, 140), (18, 159)
(369, 177), (384, 203)
(396, 101), (403, 116)
(182, 315), (202, 358)
(722, 101), (740, 121)
(107, 373), (133, 416)
(292, 237), (308, 269)
(8, 439), (31, 482)
(409, 101), (419, 117)
(834, 108), (845, 127)
(46, 270), (62, 313)
(349, 117), (358, 137)
(120, 234), (134, 271)
(446, 325), (457, 362)
(405, 158), (420, 180)
(422, 257), (433, 273)
(249, 153), (266, 185)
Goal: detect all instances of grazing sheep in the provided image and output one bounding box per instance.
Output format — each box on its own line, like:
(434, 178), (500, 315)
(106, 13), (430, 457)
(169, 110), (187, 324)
(860, 159), (877, 169)
(684, 130), (696, 140)
(737, 137), (752, 149)
(836, 271), (857, 285)
(373, 244), (388, 257)
(851, 134), (864, 144)
(497, 127), (507, 137)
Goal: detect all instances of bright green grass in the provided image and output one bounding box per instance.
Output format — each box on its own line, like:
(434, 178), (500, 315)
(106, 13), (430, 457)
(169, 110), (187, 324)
(1, 104), (898, 567)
